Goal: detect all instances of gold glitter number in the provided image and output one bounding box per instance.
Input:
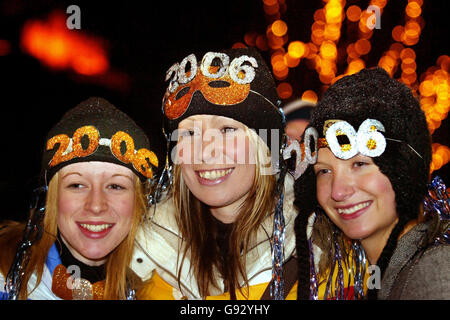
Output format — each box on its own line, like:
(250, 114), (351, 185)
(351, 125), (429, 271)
(133, 148), (158, 179)
(72, 126), (100, 157)
(47, 134), (74, 167)
(111, 131), (135, 163)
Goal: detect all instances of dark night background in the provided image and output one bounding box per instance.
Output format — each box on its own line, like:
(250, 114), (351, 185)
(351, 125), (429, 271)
(0, 0), (448, 222)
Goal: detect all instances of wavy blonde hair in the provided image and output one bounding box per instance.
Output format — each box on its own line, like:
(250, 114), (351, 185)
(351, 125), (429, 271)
(173, 126), (277, 298)
(0, 171), (146, 300)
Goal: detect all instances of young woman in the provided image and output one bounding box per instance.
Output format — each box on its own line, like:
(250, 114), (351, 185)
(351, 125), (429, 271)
(0, 97), (161, 300)
(294, 68), (450, 300)
(132, 48), (299, 300)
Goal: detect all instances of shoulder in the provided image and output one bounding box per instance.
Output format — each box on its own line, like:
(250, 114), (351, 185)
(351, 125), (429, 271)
(392, 244), (450, 299)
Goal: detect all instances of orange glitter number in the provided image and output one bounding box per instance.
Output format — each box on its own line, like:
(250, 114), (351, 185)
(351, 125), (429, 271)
(72, 126), (100, 157)
(47, 134), (74, 167)
(110, 131), (135, 163)
(133, 148), (159, 179)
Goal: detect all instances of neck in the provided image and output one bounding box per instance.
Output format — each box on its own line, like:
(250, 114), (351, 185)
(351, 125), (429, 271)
(60, 235), (106, 267)
(360, 218), (399, 265)
(209, 199), (245, 224)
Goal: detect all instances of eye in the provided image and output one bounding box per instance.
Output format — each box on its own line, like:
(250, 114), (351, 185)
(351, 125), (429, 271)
(221, 126), (237, 134)
(353, 161), (368, 168)
(67, 183), (84, 189)
(314, 167), (330, 176)
(179, 129), (197, 137)
(108, 184), (125, 190)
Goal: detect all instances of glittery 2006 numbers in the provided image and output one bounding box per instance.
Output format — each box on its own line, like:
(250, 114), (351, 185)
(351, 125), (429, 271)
(47, 126), (158, 179)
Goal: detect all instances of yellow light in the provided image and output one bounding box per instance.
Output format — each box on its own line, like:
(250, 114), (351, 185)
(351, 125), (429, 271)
(288, 41), (306, 59)
(320, 41), (337, 60)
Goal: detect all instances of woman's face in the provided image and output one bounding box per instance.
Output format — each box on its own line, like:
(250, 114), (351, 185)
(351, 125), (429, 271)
(176, 114), (256, 223)
(57, 161), (136, 266)
(314, 148), (398, 245)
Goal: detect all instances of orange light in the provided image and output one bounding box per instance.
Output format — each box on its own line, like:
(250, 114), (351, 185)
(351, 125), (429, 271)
(267, 32), (284, 49)
(323, 24), (341, 41)
(346, 43), (360, 59)
(348, 59), (365, 75)
(244, 31), (258, 46)
(263, 0), (278, 5)
(320, 41), (337, 60)
(419, 80), (435, 97)
(346, 5), (361, 22)
(409, 0), (423, 6)
(263, 3), (279, 15)
(402, 60), (417, 74)
(400, 48), (416, 61)
(392, 26), (404, 42)
(255, 35), (269, 51)
(273, 67), (289, 80)
(277, 82), (293, 99)
(232, 42), (247, 49)
(284, 53), (301, 68)
(314, 9), (326, 22)
(272, 20), (288, 37)
(273, 58), (287, 72)
(406, 2), (422, 18)
(288, 41), (306, 59)
(355, 38), (371, 55)
(325, 2), (343, 24)
(301, 90), (318, 104)
(0, 39), (11, 56)
(21, 11), (109, 75)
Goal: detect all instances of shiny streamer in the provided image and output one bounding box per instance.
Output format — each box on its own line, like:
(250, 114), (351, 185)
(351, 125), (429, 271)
(270, 190), (285, 300)
(5, 185), (48, 299)
(311, 211), (367, 300)
(423, 175), (450, 244)
(307, 215), (319, 300)
(270, 135), (287, 300)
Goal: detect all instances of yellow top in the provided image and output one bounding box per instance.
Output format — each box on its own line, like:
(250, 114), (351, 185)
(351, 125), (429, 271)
(137, 270), (298, 300)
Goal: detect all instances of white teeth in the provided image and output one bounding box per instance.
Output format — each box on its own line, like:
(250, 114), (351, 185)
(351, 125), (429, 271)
(337, 202), (370, 215)
(80, 224), (112, 232)
(198, 168), (233, 180)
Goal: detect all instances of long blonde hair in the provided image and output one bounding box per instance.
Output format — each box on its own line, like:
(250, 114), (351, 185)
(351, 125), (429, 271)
(173, 126), (277, 298)
(0, 171), (146, 300)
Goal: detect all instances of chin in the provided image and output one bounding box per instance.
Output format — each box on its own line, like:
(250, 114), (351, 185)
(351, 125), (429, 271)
(340, 226), (373, 241)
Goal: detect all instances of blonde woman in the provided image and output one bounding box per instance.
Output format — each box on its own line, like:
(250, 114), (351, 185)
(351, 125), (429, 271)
(132, 48), (300, 300)
(0, 97), (161, 300)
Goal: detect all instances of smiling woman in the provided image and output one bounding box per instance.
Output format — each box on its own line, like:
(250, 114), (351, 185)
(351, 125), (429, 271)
(294, 68), (450, 300)
(0, 97), (162, 300)
(132, 47), (299, 300)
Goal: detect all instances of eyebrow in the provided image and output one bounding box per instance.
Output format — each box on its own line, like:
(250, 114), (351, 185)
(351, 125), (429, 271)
(61, 172), (82, 179)
(112, 173), (135, 182)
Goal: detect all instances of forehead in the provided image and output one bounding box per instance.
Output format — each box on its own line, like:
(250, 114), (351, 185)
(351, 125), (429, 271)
(316, 148), (375, 165)
(59, 161), (135, 178)
(178, 114), (245, 127)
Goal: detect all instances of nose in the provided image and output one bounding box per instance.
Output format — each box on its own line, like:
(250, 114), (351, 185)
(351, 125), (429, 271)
(330, 170), (355, 202)
(85, 185), (108, 214)
(200, 129), (224, 164)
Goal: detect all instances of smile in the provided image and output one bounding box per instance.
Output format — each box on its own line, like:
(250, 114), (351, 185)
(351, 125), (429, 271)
(336, 201), (372, 220)
(198, 168), (233, 180)
(77, 222), (114, 239)
(79, 223), (113, 232)
(195, 168), (234, 185)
